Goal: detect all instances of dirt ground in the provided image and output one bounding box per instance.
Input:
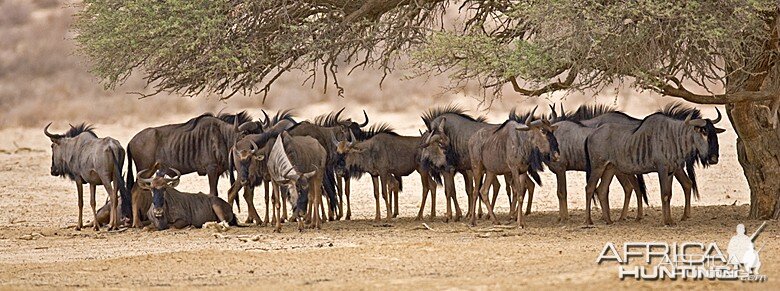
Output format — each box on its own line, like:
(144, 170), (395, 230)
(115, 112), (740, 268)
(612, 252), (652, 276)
(0, 105), (777, 289)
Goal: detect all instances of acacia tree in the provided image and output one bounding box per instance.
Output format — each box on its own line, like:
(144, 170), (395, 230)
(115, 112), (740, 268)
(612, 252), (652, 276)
(75, 0), (780, 219)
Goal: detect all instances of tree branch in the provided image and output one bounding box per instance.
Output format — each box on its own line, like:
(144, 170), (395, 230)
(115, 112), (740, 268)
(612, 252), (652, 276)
(509, 69), (577, 96)
(656, 77), (778, 104)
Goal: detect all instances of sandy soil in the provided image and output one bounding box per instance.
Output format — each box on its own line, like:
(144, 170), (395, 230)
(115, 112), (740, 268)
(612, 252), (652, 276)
(0, 105), (777, 289)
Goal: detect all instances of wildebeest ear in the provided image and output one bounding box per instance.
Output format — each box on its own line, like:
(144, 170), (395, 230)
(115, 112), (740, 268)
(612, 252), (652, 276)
(548, 125), (558, 131)
(303, 171), (316, 179)
(253, 153), (265, 161)
(515, 125), (531, 131)
(714, 127), (726, 134)
(169, 180), (180, 188)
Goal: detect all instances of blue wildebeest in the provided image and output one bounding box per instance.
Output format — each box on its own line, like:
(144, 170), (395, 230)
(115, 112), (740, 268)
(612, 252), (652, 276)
(315, 108), (369, 220)
(419, 105), (497, 222)
(137, 168), (237, 230)
(228, 109), (297, 225)
(335, 124), (437, 221)
(126, 111), (258, 196)
(45, 123), (130, 231)
(584, 104), (725, 225)
(468, 111), (560, 227)
(261, 132), (327, 232)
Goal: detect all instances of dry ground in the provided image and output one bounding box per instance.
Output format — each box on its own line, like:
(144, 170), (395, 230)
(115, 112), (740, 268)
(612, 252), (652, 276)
(0, 106), (777, 290)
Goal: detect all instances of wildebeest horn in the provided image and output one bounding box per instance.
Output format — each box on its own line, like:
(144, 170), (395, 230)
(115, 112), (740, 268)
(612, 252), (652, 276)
(549, 104), (558, 120)
(137, 169), (154, 184)
(283, 168), (296, 179)
(331, 133), (340, 147)
(334, 107), (346, 121)
(238, 121), (259, 132)
(165, 168), (181, 183)
(418, 129), (424, 136)
(358, 110), (369, 127)
(261, 109), (270, 127)
(713, 107), (722, 124)
(526, 105), (538, 125)
(250, 139), (259, 153)
(44, 122), (63, 139)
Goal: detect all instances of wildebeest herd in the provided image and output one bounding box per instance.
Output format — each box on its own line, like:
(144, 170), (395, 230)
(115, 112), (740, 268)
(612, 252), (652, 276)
(44, 103), (725, 232)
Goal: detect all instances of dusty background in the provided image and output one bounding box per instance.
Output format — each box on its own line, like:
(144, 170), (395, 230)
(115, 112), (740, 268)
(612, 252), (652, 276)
(0, 0), (778, 289)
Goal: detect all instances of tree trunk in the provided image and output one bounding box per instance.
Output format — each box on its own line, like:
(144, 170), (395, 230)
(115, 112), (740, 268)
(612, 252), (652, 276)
(726, 101), (780, 219)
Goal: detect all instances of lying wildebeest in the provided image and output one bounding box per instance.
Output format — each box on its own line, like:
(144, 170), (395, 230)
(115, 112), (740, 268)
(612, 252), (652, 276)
(126, 111), (259, 200)
(228, 109), (297, 225)
(469, 111), (560, 227)
(137, 168), (237, 230)
(45, 123), (131, 231)
(584, 103), (725, 225)
(335, 125), (437, 221)
(262, 132), (327, 231)
(315, 108), (369, 220)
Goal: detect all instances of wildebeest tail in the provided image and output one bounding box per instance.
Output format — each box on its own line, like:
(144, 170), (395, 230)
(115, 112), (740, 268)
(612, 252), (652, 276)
(686, 160), (700, 201)
(323, 170), (338, 211)
(112, 149), (132, 219)
(528, 170), (542, 186)
(584, 137), (592, 181)
(395, 175), (403, 192)
(228, 150), (236, 186)
(636, 174), (648, 205)
(126, 148), (135, 192)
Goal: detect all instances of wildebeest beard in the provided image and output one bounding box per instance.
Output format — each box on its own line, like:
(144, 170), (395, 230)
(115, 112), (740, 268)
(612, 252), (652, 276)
(527, 148), (545, 185)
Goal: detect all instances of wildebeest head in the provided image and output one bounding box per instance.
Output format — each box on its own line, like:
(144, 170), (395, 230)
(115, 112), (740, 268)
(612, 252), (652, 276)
(516, 118), (560, 162)
(684, 108), (726, 165)
(419, 119), (451, 170)
(314, 107), (369, 140)
(137, 168), (181, 229)
(232, 138), (266, 185)
(44, 122), (97, 178)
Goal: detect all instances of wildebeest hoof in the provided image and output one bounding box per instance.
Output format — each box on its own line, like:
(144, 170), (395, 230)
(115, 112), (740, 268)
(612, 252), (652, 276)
(93, 225), (100, 231)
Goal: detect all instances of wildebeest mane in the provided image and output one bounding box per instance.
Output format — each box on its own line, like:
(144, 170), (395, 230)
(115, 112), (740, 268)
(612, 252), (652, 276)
(494, 107), (538, 133)
(313, 110), (347, 127)
(421, 105), (487, 130)
(561, 104), (618, 122)
(217, 111), (253, 125)
(271, 109), (296, 126)
(361, 123), (398, 139)
(658, 103), (702, 120)
(64, 123), (97, 138)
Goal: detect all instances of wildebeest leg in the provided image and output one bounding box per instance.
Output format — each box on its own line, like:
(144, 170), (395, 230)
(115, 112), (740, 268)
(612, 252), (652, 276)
(336, 175), (344, 220)
(393, 178), (399, 218)
(75, 180), (84, 231)
(244, 187), (261, 225)
(525, 176), (535, 216)
(212, 204), (229, 223)
(315, 177), (324, 229)
(380, 175), (392, 221)
(372, 175), (381, 221)
(101, 175), (119, 231)
(469, 167), (483, 223)
(345, 178), (352, 220)
(273, 183), (282, 232)
(416, 171), (429, 221)
(674, 169), (693, 221)
(627, 176), (645, 221)
(207, 170), (219, 197)
(264, 181), (270, 226)
(490, 177), (501, 210)
(615, 174), (634, 221)
(658, 170), (675, 226)
(89, 183), (99, 231)
(584, 163), (606, 225)
(477, 173), (499, 226)
(507, 175), (517, 217)
(281, 191), (288, 223)
(596, 167), (616, 225)
(512, 172), (527, 228)
(553, 171), (568, 222)
(442, 171), (456, 222)
(428, 175), (436, 220)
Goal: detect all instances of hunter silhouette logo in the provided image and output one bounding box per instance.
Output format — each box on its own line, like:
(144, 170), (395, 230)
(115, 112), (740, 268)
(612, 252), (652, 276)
(596, 222), (769, 282)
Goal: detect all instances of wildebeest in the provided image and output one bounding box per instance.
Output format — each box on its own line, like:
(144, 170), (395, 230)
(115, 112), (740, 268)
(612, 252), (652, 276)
(137, 168), (237, 230)
(228, 110), (297, 225)
(45, 123), (130, 231)
(335, 124), (437, 221)
(315, 108), (369, 220)
(468, 111), (560, 227)
(419, 105), (498, 222)
(584, 104), (725, 225)
(126, 111), (258, 200)
(261, 132), (327, 231)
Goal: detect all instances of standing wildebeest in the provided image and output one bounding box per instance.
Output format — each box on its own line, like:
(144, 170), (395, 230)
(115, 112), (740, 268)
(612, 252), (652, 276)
(469, 112), (560, 227)
(261, 132), (327, 232)
(45, 123), (130, 231)
(584, 104), (725, 225)
(419, 105), (497, 222)
(137, 168), (237, 230)
(228, 109), (297, 225)
(315, 108), (369, 220)
(335, 125), (437, 221)
(126, 111), (258, 199)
